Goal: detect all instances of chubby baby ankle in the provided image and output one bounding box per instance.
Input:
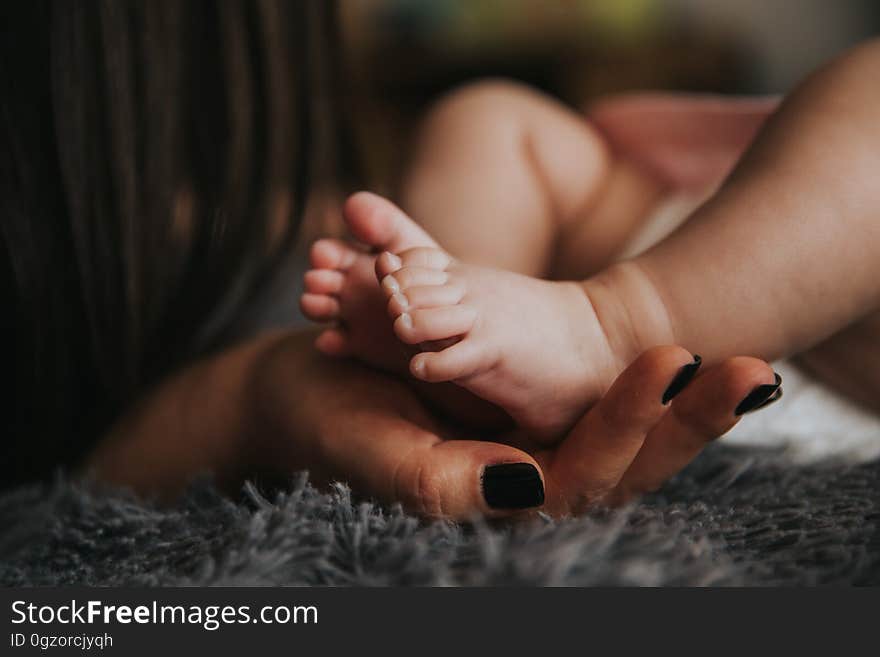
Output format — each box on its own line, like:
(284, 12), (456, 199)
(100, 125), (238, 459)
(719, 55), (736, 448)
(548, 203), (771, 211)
(580, 261), (677, 370)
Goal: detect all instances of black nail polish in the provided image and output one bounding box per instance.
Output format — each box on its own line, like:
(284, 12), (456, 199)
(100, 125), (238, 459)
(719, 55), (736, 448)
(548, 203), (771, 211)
(750, 385), (784, 412)
(482, 463), (545, 510)
(735, 373), (783, 415)
(662, 355), (702, 404)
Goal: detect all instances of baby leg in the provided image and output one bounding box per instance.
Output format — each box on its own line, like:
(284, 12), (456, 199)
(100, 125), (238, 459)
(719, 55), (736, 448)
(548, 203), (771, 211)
(402, 82), (774, 283)
(600, 38), (880, 368)
(399, 80), (618, 276)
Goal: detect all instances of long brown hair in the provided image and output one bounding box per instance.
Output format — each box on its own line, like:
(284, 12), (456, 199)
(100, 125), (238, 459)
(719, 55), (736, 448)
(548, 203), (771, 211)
(1, 0), (353, 487)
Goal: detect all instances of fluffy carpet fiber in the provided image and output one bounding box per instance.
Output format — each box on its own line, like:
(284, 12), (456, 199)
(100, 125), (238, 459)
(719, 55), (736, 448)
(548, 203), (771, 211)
(1, 446), (877, 586)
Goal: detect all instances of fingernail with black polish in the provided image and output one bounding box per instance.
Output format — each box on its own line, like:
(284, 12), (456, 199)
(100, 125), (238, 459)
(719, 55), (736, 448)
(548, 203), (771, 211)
(482, 463), (545, 510)
(735, 372), (783, 415)
(662, 355), (702, 404)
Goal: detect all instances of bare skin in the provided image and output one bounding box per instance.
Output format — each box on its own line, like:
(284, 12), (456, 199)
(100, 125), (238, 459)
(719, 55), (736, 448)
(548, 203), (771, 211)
(633, 42), (880, 363)
(302, 40), (880, 436)
(85, 327), (778, 518)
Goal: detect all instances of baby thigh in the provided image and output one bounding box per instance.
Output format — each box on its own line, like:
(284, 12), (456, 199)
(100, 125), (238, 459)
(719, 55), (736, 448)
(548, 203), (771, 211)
(399, 80), (612, 277)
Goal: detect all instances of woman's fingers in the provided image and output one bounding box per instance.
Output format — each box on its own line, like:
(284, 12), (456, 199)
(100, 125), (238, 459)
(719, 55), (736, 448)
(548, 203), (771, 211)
(263, 332), (783, 521)
(543, 345), (696, 515)
(613, 357), (781, 503)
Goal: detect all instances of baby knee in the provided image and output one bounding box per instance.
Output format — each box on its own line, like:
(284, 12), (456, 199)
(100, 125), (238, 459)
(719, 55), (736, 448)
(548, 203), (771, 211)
(419, 78), (541, 137)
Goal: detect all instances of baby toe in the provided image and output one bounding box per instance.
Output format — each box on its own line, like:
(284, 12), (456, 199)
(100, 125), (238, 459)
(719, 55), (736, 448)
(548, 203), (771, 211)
(381, 267), (448, 297)
(393, 305), (477, 345)
(386, 291), (410, 318)
(375, 251), (403, 280)
(410, 339), (486, 382)
(314, 328), (351, 356)
(303, 269), (345, 295)
(376, 247), (451, 281)
(309, 238), (359, 271)
(300, 293), (341, 321)
(387, 284), (466, 318)
(343, 191), (438, 253)
(397, 247), (452, 271)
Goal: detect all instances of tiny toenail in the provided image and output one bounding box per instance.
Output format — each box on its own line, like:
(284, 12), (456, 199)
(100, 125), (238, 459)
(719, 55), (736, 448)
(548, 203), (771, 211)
(384, 252), (402, 270)
(411, 357), (425, 377)
(382, 275), (400, 294)
(399, 313), (413, 330)
(392, 292), (409, 311)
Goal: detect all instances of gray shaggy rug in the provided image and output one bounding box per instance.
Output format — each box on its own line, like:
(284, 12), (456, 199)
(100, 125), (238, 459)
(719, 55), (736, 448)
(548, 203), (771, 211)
(1, 446), (877, 586)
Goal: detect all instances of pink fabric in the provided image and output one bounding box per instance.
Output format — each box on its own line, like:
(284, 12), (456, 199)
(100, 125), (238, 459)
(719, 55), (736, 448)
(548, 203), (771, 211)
(587, 93), (781, 190)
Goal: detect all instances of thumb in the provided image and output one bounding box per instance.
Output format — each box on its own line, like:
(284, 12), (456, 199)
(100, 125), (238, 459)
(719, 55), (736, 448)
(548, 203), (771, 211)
(336, 425), (544, 520)
(360, 434), (545, 520)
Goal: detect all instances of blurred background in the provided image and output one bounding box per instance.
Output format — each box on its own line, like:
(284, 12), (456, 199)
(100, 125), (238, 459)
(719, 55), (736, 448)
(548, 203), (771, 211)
(337, 0), (880, 188)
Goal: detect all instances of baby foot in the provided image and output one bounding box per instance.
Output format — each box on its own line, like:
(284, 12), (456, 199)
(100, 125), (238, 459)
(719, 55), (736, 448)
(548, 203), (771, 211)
(376, 249), (622, 439)
(300, 238), (400, 370)
(336, 194), (631, 441)
(300, 192), (440, 373)
(301, 192), (514, 430)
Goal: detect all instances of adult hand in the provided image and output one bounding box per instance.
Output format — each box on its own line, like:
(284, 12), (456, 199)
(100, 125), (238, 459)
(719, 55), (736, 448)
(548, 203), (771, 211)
(254, 334), (781, 518)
